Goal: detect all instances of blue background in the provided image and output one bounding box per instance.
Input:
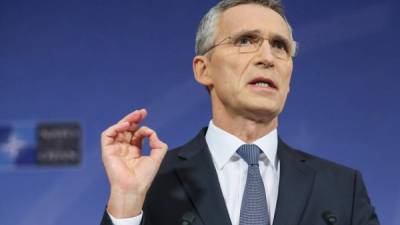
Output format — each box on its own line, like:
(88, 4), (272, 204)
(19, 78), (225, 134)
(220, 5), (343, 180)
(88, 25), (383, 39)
(1, 0), (399, 224)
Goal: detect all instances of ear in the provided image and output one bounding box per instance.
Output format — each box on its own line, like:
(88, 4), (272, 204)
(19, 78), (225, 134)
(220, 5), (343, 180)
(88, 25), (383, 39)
(193, 55), (213, 87)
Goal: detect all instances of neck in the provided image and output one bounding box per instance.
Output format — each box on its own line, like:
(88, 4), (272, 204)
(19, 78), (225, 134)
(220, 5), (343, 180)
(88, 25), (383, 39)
(212, 109), (278, 143)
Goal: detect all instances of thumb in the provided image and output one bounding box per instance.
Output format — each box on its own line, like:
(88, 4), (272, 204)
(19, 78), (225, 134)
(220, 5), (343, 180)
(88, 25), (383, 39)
(148, 130), (168, 163)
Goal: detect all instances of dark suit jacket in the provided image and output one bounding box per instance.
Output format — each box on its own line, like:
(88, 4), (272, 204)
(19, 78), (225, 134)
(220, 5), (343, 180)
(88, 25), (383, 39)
(101, 128), (379, 225)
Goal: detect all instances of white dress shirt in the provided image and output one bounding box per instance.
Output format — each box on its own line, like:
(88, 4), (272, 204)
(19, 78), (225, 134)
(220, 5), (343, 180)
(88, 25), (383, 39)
(109, 121), (280, 225)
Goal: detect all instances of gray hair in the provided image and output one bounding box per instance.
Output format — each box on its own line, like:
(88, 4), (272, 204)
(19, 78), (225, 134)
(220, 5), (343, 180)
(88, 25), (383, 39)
(195, 0), (297, 56)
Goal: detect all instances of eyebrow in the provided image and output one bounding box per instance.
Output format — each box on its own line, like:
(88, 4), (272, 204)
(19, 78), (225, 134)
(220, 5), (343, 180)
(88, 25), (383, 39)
(230, 29), (293, 50)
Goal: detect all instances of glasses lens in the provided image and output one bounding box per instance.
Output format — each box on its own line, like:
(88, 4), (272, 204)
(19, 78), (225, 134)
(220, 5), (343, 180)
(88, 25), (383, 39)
(271, 48), (288, 60)
(239, 37), (262, 53)
(239, 39), (289, 60)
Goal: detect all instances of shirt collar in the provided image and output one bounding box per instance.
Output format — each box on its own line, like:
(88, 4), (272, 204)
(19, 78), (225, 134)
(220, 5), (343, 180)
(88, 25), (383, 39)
(205, 120), (278, 170)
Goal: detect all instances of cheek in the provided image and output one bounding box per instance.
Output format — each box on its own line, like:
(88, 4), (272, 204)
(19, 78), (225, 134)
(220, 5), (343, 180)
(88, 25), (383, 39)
(215, 59), (243, 86)
(226, 57), (254, 90)
(210, 53), (254, 90)
(280, 62), (293, 90)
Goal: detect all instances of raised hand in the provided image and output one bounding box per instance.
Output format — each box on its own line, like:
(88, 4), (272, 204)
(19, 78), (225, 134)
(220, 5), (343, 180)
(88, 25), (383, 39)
(101, 109), (168, 218)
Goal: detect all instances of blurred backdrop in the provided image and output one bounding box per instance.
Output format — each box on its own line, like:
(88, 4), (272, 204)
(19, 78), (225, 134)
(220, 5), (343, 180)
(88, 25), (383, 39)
(0, 0), (399, 224)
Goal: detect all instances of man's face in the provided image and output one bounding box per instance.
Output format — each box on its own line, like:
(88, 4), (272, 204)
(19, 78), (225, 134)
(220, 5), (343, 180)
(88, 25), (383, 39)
(204, 4), (294, 121)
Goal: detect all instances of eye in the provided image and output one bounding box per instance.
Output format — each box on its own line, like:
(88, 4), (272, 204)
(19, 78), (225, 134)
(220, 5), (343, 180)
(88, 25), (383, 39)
(271, 39), (289, 52)
(234, 35), (258, 46)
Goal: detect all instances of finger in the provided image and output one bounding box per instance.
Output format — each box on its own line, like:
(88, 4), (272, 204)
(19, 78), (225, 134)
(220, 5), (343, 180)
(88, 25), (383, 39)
(117, 109), (140, 123)
(103, 109), (148, 146)
(130, 126), (151, 149)
(115, 131), (130, 143)
(123, 131), (132, 143)
(116, 142), (141, 159)
(148, 130), (168, 163)
(114, 130), (133, 143)
(118, 109), (148, 131)
(101, 121), (130, 146)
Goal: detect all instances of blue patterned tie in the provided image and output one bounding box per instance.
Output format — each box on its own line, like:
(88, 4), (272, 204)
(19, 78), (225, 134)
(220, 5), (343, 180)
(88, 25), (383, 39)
(237, 144), (270, 225)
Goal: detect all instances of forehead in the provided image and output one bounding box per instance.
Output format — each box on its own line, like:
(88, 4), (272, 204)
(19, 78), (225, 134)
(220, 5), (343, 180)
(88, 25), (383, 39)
(217, 4), (290, 39)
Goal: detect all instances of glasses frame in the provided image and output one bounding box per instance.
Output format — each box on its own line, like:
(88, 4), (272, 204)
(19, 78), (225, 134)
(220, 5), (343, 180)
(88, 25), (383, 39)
(203, 34), (295, 60)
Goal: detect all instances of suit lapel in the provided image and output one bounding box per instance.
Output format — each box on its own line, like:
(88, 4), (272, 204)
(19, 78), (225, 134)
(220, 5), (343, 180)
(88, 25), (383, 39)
(175, 129), (232, 225)
(273, 139), (316, 225)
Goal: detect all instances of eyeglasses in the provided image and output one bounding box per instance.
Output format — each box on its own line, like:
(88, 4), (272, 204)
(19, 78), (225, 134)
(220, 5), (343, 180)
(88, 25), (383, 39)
(203, 32), (295, 60)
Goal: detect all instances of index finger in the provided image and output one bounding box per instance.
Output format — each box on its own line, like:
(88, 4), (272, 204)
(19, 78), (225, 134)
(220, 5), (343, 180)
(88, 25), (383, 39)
(118, 108), (148, 129)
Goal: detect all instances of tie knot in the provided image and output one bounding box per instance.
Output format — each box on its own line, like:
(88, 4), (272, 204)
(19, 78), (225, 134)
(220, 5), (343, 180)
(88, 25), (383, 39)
(237, 144), (261, 166)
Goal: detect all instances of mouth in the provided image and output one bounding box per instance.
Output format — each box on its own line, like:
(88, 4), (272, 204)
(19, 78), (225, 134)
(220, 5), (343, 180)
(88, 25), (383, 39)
(248, 77), (278, 90)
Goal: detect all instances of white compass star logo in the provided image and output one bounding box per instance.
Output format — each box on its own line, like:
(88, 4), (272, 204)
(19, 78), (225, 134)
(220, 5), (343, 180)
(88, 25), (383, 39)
(0, 133), (26, 159)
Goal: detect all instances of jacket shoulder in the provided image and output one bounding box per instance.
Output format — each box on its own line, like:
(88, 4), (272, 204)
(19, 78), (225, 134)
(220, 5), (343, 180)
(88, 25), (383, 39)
(279, 139), (358, 176)
(158, 127), (208, 172)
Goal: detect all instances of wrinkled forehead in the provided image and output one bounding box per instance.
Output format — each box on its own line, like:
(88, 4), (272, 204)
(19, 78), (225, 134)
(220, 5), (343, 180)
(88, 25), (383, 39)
(217, 4), (291, 41)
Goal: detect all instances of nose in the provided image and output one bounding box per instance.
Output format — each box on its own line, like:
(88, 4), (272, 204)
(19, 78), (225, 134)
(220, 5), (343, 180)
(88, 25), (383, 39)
(254, 39), (275, 68)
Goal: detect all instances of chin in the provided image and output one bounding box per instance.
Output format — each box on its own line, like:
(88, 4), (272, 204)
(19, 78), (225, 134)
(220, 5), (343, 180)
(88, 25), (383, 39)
(242, 104), (280, 121)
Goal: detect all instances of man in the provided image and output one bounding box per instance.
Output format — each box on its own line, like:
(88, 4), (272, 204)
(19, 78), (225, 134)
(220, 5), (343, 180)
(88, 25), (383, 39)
(100, 0), (380, 224)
